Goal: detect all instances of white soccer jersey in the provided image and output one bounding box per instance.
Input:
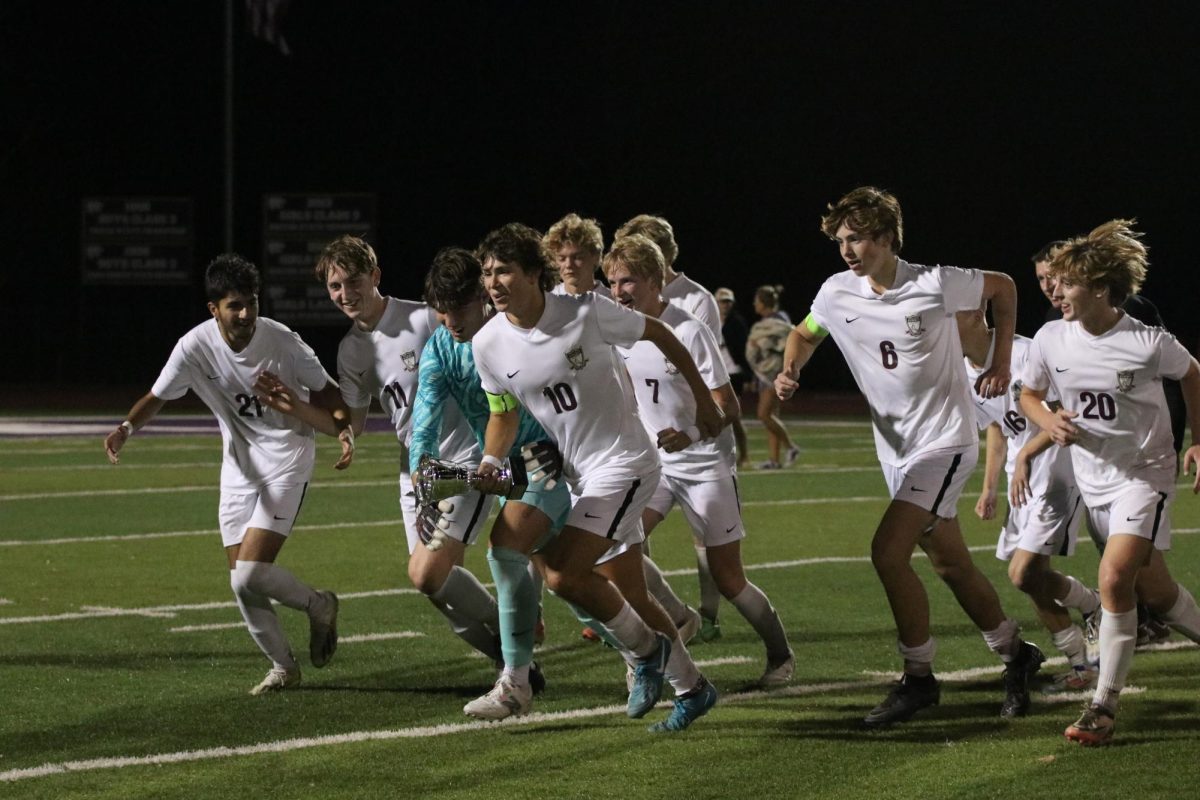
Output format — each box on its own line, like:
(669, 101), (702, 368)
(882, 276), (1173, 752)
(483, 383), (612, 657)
(810, 259), (984, 467)
(473, 292), (660, 492)
(662, 272), (722, 342)
(552, 279), (607, 297)
(1023, 314), (1191, 504)
(966, 334), (1075, 500)
(618, 304), (735, 480)
(151, 317), (330, 491)
(336, 297), (478, 464)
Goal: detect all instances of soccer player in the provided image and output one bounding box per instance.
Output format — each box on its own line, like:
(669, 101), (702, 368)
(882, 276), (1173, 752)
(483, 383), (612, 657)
(614, 213), (727, 641)
(409, 246), (570, 719)
(746, 285), (800, 470)
(472, 222), (722, 732)
(1019, 219), (1200, 746)
(958, 307), (1099, 692)
(313, 236), (502, 665)
(545, 213), (607, 296)
(606, 234), (795, 686)
(774, 186), (1044, 726)
(716, 286), (752, 469)
(103, 254), (348, 695)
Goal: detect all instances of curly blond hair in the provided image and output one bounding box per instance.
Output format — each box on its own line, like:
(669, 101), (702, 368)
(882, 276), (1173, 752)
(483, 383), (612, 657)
(602, 234), (666, 288)
(1050, 219), (1147, 306)
(615, 214), (678, 267)
(543, 213), (603, 258)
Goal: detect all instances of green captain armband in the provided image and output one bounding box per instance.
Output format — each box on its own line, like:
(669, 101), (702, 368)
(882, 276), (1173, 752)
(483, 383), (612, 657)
(486, 391), (519, 413)
(803, 313), (828, 337)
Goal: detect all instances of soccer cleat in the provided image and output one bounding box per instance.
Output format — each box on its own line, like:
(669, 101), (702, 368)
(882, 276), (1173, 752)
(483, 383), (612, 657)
(676, 606), (702, 645)
(648, 678), (718, 733)
(698, 614), (722, 643)
(463, 674), (532, 721)
(1136, 617), (1172, 648)
(1064, 703), (1115, 746)
(759, 651), (796, 688)
(784, 446), (801, 467)
(627, 634), (671, 719)
(308, 590), (339, 668)
(757, 460), (781, 470)
(1043, 665), (1099, 695)
(581, 626), (602, 643)
(1000, 641), (1045, 718)
(249, 666), (301, 696)
(863, 673), (940, 727)
(528, 660), (546, 696)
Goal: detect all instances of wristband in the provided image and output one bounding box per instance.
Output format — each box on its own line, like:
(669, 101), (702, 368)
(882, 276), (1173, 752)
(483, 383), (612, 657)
(481, 454), (504, 470)
(684, 425), (701, 442)
(120, 421), (134, 436)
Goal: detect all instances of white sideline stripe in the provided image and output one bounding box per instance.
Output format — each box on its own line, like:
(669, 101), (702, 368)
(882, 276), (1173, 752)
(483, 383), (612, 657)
(0, 598), (12, 606)
(340, 631), (426, 643)
(8, 455), (408, 473)
(0, 678), (873, 784)
(694, 656), (755, 667)
(170, 622), (245, 633)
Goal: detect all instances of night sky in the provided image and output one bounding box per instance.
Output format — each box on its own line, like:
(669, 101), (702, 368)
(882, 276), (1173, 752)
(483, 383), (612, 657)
(4, 1), (1197, 390)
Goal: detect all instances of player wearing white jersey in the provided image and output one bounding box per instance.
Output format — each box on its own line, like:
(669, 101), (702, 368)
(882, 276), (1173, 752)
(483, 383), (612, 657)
(104, 254), (348, 695)
(606, 235), (794, 687)
(959, 314), (1098, 692)
(775, 186), (1043, 726)
(545, 212), (607, 297)
(473, 222), (722, 732)
(1018, 219), (1200, 746)
(614, 213), (729, 642)
(312, 236), (501, 665)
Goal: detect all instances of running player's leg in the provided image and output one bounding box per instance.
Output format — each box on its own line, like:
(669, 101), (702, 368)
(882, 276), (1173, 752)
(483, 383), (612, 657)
(1135, 550), (1200, 643)
(640, 492), (700, 637)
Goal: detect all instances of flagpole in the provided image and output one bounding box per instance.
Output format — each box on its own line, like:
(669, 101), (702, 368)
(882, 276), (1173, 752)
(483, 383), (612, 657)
(223, 0), (234, 253)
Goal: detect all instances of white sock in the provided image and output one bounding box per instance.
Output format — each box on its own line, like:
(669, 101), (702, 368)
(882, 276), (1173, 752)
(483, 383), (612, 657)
(730, 583), (791, 661)
(230, 563), (297, 670)
(643, 556), (689, 625)
(1058, 575), (1100, 615)
(1051, 625), (1088, 668)
(234, 559), (318, 612)
(1161, 583), (1200, 643)
(427, 595), (502, 661)
(1094, 607), (1137, 712)
(981, 618), (1021, 661)
(664, 634), (703, 696)
(501, 663), (531, 687)
(432, 566), (500, 629)
(695, 547), (721, 621)
(897, 637), (936, 677)
(603, 602), (658, 659)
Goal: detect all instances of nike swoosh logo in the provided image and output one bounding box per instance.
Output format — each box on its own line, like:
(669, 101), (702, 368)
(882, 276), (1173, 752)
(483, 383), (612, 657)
(356, 368), (368, 377)
(584, 512), (601, 519)
(206, 374), (220, 380)
(507, 370), (521, 378)
(845, 317), (859, 323)
(910, 487), (927, 493)
(1126, 516), (1143, 522)
(273, 514), (287, 520)
(725, 525), (737, 533)
(1055, 367), (1070, 373)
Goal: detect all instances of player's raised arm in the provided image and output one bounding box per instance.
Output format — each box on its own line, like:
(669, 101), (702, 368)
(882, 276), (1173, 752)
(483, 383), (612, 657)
(640, 316), (724, 439)
(775, 315), (825, 401)
(104, 391), (166, 465)
(254, 371), (355, 469)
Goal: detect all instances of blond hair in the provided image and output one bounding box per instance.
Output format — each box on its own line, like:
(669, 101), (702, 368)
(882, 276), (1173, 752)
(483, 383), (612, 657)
(615, 214), (678, 267)
(1050, 219), (1147, 306)
(543, 213), (603, 258)
(819, 186), (904, 252)
(602, 234), (666, 288)
(315, 235), (378, 282)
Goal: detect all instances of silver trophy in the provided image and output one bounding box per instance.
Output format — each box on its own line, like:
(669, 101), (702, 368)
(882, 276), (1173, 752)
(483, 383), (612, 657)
(414, 453), (528, 507)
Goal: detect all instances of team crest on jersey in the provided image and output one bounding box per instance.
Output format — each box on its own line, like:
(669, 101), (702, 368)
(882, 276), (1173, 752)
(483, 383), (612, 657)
(401, 350), (418, 372)
(1010, 380), (1022, 403)
(565, 345), (589, 372)
(904, 313), (925, 336)
(1116, 370), (1135, 393)
(664, 357), (680, 375)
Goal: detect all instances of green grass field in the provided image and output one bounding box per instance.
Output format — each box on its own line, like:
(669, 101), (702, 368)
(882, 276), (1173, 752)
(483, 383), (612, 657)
(3, 418), (1199, 799)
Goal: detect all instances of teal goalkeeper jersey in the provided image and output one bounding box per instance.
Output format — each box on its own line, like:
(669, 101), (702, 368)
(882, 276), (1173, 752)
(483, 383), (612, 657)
(408, 324), (552, 474)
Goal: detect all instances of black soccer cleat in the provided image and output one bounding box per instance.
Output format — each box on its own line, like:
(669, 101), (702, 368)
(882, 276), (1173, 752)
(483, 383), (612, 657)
(863, 672), (940, 727)
(1000, 641), (1045, 718)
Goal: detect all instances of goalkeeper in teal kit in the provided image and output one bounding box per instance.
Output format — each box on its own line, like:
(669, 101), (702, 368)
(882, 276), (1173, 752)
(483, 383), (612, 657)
(410, 247), (571, 720)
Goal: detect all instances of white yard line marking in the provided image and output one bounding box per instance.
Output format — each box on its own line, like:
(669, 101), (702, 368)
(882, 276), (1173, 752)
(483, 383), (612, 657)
(340, 631), (426, 643)
(0, 677), (874, 783)
(3, 455), (406, 473)
(169, 622), (245, 633)
(0, 598), (12, 606)
(0, 479), (396, 503)
(694, 656), (755, 667)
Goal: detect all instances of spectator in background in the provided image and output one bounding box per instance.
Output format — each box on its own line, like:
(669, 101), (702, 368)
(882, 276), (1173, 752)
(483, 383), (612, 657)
(716, 287), (751, 469)
(746, 285), (800, 469)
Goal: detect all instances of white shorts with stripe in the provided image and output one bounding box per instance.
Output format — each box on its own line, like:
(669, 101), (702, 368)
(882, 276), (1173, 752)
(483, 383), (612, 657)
(1084, 482), (1173, 551)
(568, 466), (661, 554)
(399, 469), (495, 555)
(218, 481), (309, 548)
(994, 485), (1085, 560)
(646, 472), (746, 548)
(882, 445), (978, 519)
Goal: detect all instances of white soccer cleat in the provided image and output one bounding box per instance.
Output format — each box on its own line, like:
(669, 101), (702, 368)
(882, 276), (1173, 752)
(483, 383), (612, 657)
(464, 675), (532, 721)
(759, 651), (796, 688)
(250, 666), (301, 696)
